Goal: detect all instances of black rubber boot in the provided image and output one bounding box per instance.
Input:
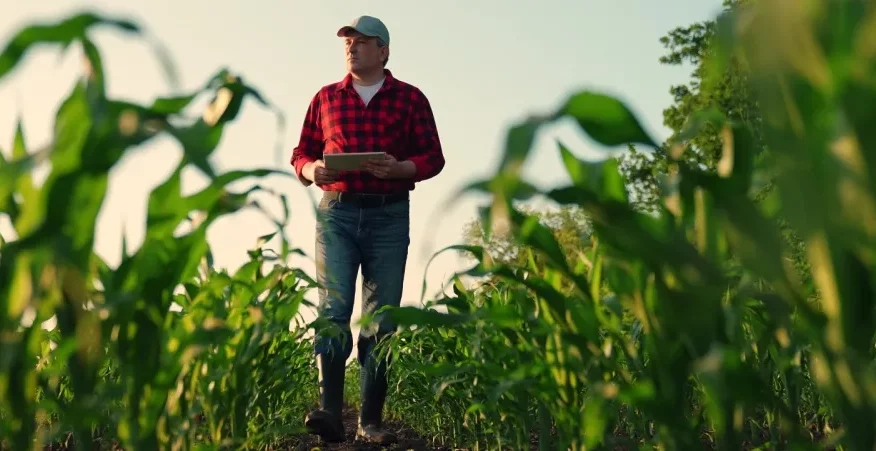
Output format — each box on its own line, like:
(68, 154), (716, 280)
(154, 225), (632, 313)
(305, 352), (346, 442)
(356, 338), (397, 445)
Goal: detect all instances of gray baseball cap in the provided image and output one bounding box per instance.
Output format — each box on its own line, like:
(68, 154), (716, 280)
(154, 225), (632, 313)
(336, 15), (390, 45)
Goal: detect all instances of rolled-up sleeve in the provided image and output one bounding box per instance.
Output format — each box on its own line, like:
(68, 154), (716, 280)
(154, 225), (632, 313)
(406, 89), (445, 182)
(290, 92), (324, 186)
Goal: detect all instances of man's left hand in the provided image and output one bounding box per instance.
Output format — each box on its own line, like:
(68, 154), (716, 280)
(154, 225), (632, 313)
(363, 154), (399, 179)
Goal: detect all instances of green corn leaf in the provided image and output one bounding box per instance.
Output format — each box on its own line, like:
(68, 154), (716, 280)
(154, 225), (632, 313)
(421, 244), (493, 303)
(558, 141), (628, 203)
(150, 94), (201, 115)
(554, 91), (657, 148)
(685, 169), (802, 301)
(167, 122), (223, 178)
(0, 124), (47, 228)
(79, 37), (105, 95)
(149, 69), (235, 115)
(495, 265), (599, 341)
(497, 120), (542, 176)
(509, 208), (570, 274)
(0, 12), (139, 82)
(583, 395), (608, 448)
(547, 184), (725, 291)
(434, 295), (472, 315)
(376, 306), (469, 328)
(832, 249), (876, 357)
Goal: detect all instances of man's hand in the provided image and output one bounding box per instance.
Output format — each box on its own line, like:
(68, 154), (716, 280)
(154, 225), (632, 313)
(362, 154), (416, 179)
(303, 160), (339, 185)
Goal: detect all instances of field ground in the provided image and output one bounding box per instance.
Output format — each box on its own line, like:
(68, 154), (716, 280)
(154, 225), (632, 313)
(286, 406), (451, 451)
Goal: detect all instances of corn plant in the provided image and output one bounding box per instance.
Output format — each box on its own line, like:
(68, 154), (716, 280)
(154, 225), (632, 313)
(378, 281), (550, 450)
(376, 0), (876, 449)
(0, 12), (322, 450)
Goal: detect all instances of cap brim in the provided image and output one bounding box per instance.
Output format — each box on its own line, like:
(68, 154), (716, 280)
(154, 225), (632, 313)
(336, 26), (377, 38)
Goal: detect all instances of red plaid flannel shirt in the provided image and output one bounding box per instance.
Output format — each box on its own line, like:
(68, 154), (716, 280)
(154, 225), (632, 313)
(290, 69), (445, 193)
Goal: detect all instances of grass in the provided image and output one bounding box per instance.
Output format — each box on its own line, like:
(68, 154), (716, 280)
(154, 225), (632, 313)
(3, 1), (876, 450)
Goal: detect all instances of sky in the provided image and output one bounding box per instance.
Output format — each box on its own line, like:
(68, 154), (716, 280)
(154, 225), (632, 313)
(0, 0), (724, 327)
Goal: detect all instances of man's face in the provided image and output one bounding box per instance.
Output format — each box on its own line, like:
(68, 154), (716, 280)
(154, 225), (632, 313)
(344, 32), (386, 73)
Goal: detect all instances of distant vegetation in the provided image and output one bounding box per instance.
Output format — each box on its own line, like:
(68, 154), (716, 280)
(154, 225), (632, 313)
(2, 1), (875, 450)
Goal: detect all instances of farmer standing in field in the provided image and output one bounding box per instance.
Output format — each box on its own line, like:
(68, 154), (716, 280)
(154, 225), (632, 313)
(290, 15), (445, 444)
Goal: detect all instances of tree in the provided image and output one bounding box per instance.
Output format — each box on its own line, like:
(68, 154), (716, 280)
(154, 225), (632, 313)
(461, 0), (759, 280)
(618, 0), (763, 212)
(617, 0), (817, 300)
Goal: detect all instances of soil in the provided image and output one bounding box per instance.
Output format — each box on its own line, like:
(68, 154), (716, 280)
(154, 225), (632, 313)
(284, 407), (454, 451)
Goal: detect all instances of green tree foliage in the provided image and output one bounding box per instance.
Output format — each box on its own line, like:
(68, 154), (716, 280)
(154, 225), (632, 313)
(617, 0), (816, 301)
(619, 0), (764, 212)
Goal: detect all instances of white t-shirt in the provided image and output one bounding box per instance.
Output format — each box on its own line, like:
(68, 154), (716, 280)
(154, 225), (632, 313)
(353, 77), (385, 106)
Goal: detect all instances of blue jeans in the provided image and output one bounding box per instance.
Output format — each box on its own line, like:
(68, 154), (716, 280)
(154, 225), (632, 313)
(313, 193), (410, 424)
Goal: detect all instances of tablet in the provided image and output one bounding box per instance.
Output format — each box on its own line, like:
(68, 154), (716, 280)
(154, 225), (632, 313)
(324, 152), (386, 171)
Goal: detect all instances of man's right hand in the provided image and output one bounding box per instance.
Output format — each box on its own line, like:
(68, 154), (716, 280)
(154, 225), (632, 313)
(303, 160), (339, 185)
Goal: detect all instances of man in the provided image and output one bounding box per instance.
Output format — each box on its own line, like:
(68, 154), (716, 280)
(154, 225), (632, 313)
(290, 15), (445, 444)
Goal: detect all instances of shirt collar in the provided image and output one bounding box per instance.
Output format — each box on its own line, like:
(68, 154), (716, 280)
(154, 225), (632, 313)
(337, 69), (397, 92)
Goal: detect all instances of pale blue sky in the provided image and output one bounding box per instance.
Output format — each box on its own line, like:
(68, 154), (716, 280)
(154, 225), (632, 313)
(0, 0), (723, 322)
